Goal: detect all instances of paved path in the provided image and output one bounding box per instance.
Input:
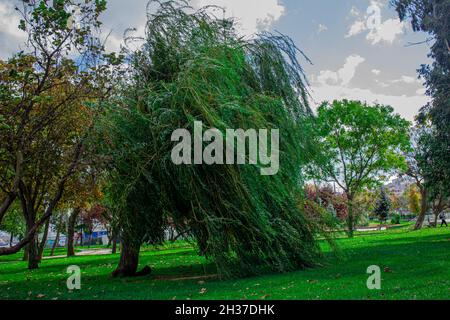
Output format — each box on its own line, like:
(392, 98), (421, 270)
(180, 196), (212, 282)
(43, 248), (112, 260)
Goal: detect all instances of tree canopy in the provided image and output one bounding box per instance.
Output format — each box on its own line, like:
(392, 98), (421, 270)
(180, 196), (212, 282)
(312, 100), (410, 236)
(98, 0), (330, 278)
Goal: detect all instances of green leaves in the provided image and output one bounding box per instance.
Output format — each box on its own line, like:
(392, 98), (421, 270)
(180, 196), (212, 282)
(314, 99), (411, 194)
(99, 0), (326, 278)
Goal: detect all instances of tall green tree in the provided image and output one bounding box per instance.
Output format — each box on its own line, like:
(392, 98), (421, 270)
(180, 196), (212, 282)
(375, 188), (392, 224)
(99, 0), (330, 278)
(392, 0), (450, 199)
(313, 100), (410, 237)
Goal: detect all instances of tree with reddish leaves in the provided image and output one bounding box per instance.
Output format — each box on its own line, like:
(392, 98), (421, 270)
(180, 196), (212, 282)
(305, 185), (348, 222)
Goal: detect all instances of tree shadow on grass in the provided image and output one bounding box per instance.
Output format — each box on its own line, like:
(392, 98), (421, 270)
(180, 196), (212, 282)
(2, 229), (450, 300)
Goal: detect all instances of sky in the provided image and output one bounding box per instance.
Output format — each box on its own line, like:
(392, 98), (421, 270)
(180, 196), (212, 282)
(0, 0), (433, 121)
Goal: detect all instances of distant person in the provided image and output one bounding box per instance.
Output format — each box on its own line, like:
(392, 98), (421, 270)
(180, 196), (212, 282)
(439, 212), (448, 227)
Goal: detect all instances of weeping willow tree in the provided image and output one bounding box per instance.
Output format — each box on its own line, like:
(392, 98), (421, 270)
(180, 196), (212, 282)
(98, 0), (333, 278)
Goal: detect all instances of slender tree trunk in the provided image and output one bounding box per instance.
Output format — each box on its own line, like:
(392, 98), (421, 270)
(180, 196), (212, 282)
(414, 189), (428, 230)
(67, 208), (80, 257)
(9, 233), (13, 247)
(50, 228), (60, 256)
(107, 232), (112, 247)
(346, 193), (354, 238)
(112, 235), (117, 254)
(38, 217), (51, 261)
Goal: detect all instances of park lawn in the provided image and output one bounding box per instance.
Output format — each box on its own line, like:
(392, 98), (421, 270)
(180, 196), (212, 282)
(0, 225), (449, 300)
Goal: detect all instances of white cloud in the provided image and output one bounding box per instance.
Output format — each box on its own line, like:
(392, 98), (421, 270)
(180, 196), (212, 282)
(311, 54), (428, 121)
(317, 54), (365, 86)
(372, 69), (381, 75)
(345, 2), (406, 45)
(416, 88), (427, 95)
(350, 6), (360, 17)
(99, 0), (285, 53)
(0, 1), (26, 59)
(366, 18), (406, 44)
(346, 20), (366, 38)
(391, 75), (419, 84)
(310, 84), (429, 121)
(0, 2), (24, 39)
(192, 0), (285, 36)
(317, 24), (328, 33)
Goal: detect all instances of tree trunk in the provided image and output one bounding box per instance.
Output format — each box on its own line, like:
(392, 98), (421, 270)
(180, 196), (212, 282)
(50, 228), (60, 256)
(23, 246), (28, 261)
(434, 211), (440, 228)
(27, 234), (39, 269)
(414, 189), (428, 230)
(88, 233), (92, 248)
(107, 232), (112, 247)
(38, 217), (51, 261)
(24, 208), (40, 269)
(346, 193), (354, 238)
(112, 235), (117, 254)
(67, 208), (80, 257)
(9, 233), (13, 247)
(112, 237), (145, 278)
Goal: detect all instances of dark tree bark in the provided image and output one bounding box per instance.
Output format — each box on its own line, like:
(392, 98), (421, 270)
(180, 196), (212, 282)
(112, 237), (150, 278)
(112, 235), (117, 254)
(50, 228), (60, 256)
(112, 239), (140, 277)
(23, 246), (28, 261)
(9, 233), (13, 247)
(67, 208), (80, 257)
(23, 203), (40, 269)
(346, 193), (355, 238)
(38, 217), (51, 261)
(414, 188), (428, 230)
(27, 234), (39, 269)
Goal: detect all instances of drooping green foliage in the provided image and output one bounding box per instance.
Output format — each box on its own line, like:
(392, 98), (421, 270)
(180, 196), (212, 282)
(98, 0), (329, 278)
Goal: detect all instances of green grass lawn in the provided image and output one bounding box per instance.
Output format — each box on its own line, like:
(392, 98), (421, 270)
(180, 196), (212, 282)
(1, 224), (449, 300)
